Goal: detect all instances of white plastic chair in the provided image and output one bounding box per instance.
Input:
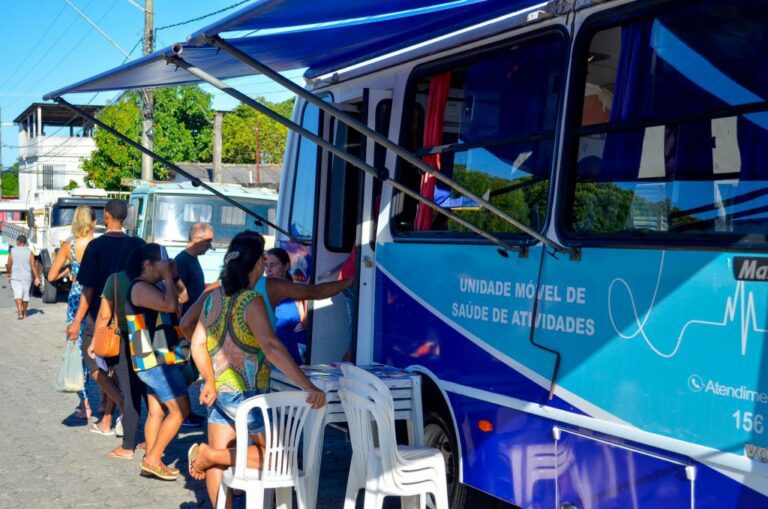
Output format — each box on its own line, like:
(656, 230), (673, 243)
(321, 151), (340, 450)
(217, 391), (326, 509)
(339, 365), (449, 509)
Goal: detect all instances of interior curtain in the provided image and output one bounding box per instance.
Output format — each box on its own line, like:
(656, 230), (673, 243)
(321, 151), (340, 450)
(414, 71), (452, 231)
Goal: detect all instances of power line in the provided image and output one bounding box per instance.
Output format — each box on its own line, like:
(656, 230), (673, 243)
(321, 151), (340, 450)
(0, 4), (68, 93)
(154, 0), (253, 32)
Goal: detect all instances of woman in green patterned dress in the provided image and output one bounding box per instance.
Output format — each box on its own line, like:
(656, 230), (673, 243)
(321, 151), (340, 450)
(188, 233), (325, 508)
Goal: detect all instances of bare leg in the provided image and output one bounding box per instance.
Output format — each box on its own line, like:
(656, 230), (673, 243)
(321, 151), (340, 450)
(144, 395), (189, 467)
(202, 423), (236, 509)
(97, 396), (116, 433)
(14, 299), (23, 318)
(91, 369), (124, 409)
(143, 394), (164, 458)
(21, 300), (29, 318)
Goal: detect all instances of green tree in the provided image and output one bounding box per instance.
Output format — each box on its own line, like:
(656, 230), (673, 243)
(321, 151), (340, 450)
(83, 85), (214, 189)
(213, 97), (295, 165)
(1, 164), (19, 197)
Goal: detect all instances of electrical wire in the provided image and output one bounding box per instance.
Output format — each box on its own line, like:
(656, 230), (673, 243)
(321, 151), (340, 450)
(154, 0), (254, 32)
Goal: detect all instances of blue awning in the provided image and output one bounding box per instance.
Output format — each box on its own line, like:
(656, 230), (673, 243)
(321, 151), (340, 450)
(44, 0), (549, 99)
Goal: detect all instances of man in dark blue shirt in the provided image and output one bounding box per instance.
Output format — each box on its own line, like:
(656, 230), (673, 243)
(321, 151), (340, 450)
(174, 222), (213, 428)
(174, 223), (213, 315)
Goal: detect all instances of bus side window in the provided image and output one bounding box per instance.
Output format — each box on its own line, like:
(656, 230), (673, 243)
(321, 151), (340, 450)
(392, 33), (565, 238)
(326, 106), (364, 253)
(289, 103), (322, 240)
(567, 0), (768, 243)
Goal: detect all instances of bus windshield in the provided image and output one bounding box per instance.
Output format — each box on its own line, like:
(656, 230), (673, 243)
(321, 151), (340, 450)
(149, 194), (275, 247)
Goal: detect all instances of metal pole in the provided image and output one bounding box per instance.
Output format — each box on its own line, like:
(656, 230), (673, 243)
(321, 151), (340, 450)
(212, 111), (223, 183)
(53, 97), (305, 245)
(254, 115), (260, 185)
(207, 35), (570, 255)
(141, 0), (154, 181)
(167, 56), (518, 256)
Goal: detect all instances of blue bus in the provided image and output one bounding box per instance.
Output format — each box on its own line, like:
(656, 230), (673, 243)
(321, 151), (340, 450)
(273, 1), (768, 508)
(45, 0), (768, 507)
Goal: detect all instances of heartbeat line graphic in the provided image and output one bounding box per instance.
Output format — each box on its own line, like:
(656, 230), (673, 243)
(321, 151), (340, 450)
(608, 252), (768, 358)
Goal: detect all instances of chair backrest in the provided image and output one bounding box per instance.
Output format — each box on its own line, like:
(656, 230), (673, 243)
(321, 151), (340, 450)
(233, 391), (325, 484)
(339, 377), (401, 482)
(340, 365), (392, 401)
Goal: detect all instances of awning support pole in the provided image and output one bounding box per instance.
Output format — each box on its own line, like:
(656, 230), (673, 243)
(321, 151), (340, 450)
(52, 97), (304, 245)
(206, 35), (572, 256)
(168, 55), (520, 257)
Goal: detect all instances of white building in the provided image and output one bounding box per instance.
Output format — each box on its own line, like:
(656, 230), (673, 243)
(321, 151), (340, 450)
(14, 103), (102, 205)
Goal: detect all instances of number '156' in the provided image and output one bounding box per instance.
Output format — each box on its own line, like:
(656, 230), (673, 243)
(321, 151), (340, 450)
(733, 410), (765, 434)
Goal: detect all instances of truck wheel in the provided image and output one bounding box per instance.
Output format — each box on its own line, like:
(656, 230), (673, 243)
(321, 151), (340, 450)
(40, 251), (57, 304)
(424, 409), (468, 508)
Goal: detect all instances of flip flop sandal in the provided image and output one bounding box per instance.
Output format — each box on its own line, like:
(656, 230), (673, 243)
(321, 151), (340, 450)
(106, 449), (135, 460)
(140, 461), (178, 481)
(88, 423), (115, 436)
(187, 444), (201, 476)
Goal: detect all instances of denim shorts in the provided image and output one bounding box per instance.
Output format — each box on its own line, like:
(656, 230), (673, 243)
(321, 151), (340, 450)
(136, 364), (188, 403)
(207, 390), (265, 435)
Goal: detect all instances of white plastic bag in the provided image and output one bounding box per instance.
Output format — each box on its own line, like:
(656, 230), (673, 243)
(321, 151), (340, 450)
(55, 341), (84, 393)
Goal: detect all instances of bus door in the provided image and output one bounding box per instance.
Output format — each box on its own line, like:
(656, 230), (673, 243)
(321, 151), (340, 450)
(309, 99), (365, 364)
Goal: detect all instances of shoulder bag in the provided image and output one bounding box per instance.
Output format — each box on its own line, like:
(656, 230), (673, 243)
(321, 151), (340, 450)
(93, 274), (122, 358)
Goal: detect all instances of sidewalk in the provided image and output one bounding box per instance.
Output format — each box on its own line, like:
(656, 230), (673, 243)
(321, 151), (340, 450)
(0, 290), (353, 509)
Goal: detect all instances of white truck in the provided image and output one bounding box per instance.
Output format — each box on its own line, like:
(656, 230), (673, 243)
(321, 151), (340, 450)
(1, 190), (110, 303)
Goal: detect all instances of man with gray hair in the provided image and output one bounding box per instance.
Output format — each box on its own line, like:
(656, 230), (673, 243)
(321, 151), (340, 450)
(175, 222), (213, 428)
(174, 222), (214, 315)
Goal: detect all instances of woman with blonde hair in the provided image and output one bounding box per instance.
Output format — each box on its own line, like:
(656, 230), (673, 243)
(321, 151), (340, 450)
(49, 205), (97, 420)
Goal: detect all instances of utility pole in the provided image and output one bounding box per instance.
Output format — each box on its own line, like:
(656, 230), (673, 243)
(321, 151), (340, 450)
(141, 0), (154, 181)
(212, 112), (223, 183)
(254, 115), (261, 185)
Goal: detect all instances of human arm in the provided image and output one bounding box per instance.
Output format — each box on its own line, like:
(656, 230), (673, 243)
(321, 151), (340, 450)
(47, 241), (71, 282)
(5, 251), (10, 279)
(169, 260), (189, 307)
(180, 281), (221, 339)
(190, 318), (217, 407)
(67, 286), (94, 340)
(266, 276), (354, 308)
(89, 296), (114, 356)
(30, 252), (40, 287)
(131, 262), (178, 313)
(246, 296), (326, 408)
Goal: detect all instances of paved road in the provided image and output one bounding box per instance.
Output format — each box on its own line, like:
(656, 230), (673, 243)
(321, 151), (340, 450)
(0, 284), (354, 509)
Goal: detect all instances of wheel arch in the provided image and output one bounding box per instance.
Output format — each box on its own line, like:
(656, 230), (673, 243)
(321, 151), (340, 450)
(406, 365), (464, 484)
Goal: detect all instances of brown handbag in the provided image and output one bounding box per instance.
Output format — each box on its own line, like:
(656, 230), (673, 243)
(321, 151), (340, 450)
(92, 274), (121, 358)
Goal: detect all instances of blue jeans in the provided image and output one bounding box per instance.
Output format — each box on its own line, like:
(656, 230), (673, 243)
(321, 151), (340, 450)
(207, 390), (265, 434)
(136, 364), (187, 403)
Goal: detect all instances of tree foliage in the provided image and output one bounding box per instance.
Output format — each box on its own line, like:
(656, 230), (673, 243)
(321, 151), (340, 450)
(84, 88), (295, 190)
(83, 86), (214, 189)
(215, 97), (295, 165)
(1, 166), (19, 197)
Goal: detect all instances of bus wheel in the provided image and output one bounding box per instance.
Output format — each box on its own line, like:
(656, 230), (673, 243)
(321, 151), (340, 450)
(424, 409), (467, 508)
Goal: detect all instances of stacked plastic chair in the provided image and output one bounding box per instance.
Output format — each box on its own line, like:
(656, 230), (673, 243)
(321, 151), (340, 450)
(339, 364), (449, 509)
(217, 391), (326, 509)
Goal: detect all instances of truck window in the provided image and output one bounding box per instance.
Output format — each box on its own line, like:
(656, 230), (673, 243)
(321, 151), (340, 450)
(566, 0), (768, 243)
(393, 32), (566, 236)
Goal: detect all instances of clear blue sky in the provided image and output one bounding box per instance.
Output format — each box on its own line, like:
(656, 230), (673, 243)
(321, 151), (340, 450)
(0, 0), (302, 168)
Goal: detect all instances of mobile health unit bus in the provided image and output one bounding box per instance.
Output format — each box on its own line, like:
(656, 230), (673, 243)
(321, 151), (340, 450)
(46, 1), (768, 507)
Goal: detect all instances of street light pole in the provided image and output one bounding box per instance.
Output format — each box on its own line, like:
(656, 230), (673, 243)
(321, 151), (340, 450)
(141, 0), (154, 182)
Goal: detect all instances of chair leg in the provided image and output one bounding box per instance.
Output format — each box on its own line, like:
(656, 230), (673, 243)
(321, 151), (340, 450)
(246, 487), (266, 509)
(216, 483), (228, 509)
(344, 466), (363, 509)
(276, 487), (293, 509)
(402, 494), (422, 509)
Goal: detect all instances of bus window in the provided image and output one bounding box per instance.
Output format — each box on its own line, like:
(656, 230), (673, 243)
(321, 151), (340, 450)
(289, 103), (321, 240)
(568, 0), (768, 242)
(393, 32), (565, 236)
(326, 105), (363, 252)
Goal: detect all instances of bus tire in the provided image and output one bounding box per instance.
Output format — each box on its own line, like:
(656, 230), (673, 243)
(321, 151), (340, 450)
(424, 408), (468, 508)
(40, 251), (57, 304)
